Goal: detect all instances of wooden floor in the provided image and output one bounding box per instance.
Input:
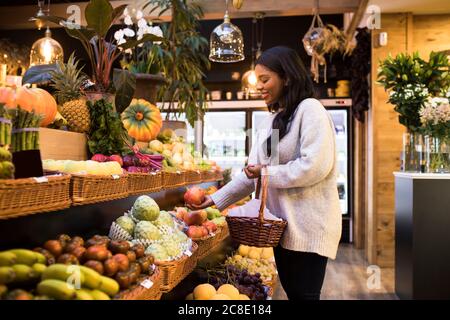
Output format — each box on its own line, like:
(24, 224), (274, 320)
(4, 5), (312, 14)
(272, 244), (398, 300)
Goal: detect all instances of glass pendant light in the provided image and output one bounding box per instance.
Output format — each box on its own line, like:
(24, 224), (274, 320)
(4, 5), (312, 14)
(29, 1), (63, 66)
(30, 26), (64, 66)
(209, 0), (244, 63)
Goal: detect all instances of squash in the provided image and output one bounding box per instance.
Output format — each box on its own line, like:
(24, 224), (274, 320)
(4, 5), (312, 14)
(0, 86), (57, 127)
(0, 87), (16, 108)
(121, 99), (162, 142)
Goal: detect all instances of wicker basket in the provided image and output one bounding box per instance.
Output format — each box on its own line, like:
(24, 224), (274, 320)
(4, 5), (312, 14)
(0, 174), (71, 219)
(162, 170), (185, 189)
(200, 170), (215, 182)
(214, 223), (229, 245)
(192, 229), (222, 261)
(70, 174), (129, 205)
(184, 170), (202, 185)
(127, 171), (162, 196)
(157, 242), (198, 292)
(226, 170), (287, 247)
(117, 267), (163, 300)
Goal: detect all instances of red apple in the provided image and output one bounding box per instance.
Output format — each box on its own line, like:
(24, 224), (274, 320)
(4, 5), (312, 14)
(175, 207), (188, 221)
(184, 210), (207, 226)
(187, 226), (205, 239)
(202, 221), (217, 233)
(91, 154), (108, 162)
(184, 187), (206, 206)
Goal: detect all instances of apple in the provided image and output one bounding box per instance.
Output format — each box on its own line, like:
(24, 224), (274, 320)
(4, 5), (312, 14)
(187, 226), (204, 239)
(202, 221), (217, 233)
(175, 207), (188, 220)
(184, 186), (206, 206)
(184, 210), (207, 226)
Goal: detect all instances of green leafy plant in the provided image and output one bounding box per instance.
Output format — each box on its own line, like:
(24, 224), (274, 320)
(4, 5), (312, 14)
(377, 51), (450, 132)
(145, 0), (210, 127)
(87, 99), (126, 155)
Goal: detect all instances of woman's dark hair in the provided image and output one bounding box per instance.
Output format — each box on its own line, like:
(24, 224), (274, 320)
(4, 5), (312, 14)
(256, 46), (315, 157)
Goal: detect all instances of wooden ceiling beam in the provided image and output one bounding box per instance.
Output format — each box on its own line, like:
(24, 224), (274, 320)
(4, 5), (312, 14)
(0, 0), (360, 30)
(345, 0), (369, 40)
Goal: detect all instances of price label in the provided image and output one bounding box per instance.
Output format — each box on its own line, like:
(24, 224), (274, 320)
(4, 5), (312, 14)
(151, 171), (157, 175)
(210, 233), (216, 237)
(140, 279), (154, 289)
(184, 250), (192, 257)
(196, 170), (200, 174)
(34, 177), (48, 183)
(176, 170), (181, 174)
(111, 174), (120, 180)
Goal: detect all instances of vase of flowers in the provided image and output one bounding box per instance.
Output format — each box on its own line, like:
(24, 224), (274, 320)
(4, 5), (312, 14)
(378, 51), (450, 172)
(420, 95), (450, 173)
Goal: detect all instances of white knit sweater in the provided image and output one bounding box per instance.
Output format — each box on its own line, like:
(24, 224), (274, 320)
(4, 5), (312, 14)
(211, 98), (342, 259)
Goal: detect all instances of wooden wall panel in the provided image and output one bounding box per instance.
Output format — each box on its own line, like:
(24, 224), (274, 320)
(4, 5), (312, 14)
(413, 15), (450, 56)
(368, 13), (409, 267)
(368, 13), (450, 267)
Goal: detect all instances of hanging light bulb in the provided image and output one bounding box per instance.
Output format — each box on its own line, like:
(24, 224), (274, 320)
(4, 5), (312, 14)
(30, 27), (64, 66)
(209, 0), (244, 63)
(242, 13), (264, 97)
(29, 0), (48, 31)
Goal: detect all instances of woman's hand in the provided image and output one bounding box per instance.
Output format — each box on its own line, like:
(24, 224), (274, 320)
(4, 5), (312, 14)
(187, 195), (214, 210)
(244, 164), (262, 179)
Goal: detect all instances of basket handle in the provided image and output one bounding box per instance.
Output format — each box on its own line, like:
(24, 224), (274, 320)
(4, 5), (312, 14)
(256, 166), (268, 223)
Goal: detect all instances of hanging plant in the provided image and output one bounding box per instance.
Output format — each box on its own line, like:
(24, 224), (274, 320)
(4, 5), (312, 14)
(303, 12), (354, 83)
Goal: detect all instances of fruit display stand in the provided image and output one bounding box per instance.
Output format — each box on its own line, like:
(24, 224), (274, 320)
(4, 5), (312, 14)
(192, 230), (222, 261)
(184, 170), (202, 185)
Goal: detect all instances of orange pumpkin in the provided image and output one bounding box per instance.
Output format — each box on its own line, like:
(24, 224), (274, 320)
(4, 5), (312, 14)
(11, 86), (57, 127)
(0, 86), (17, 108)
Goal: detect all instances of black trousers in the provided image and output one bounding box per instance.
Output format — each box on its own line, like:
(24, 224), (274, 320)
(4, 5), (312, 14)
(274, 245), (328, 300)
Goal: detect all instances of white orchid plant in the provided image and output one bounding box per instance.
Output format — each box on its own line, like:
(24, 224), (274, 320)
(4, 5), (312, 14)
(116, 7), (165, 75)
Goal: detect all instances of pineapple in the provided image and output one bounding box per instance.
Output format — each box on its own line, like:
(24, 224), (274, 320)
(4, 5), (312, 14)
(50, 53), (91, 133)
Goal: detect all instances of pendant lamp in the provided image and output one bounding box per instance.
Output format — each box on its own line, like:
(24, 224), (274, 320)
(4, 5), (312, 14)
(209, 0), (244, 63)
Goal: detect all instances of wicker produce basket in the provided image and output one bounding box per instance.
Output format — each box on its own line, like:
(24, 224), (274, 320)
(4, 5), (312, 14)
(70, 174), (129, 205)
(191, 229), (222, 261)
(214, 223), (229, 245)
(127, 171), (162, 196)
(118, 267), (163, 300)
(185, 170), (202, 185)
(162, 170), (185, 189)
(156, 242), (198, 292)
(0, 174), (71, 219)
(200, 170), (216, 182)
(226, 170), (287, 247)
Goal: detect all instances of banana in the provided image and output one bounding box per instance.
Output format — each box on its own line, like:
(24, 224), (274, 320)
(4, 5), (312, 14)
(37, 279), (77, 300)
(0, 252), (17, 266)
(34, 252), (46, 265)
(42, 264), (85, 288)
(75, 289), (94, 300)
(0, 267), (15, 284)
(89, 289), (110, 300)
(98, 276), (119, 297)
(79, 266), (102, 290)
(32, 263), (47, 276)
(7, 249), (38, 266)
(12, 264), (38, 283)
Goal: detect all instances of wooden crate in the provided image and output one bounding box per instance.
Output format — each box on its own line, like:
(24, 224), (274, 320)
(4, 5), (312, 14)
(39, 128), (88, 161)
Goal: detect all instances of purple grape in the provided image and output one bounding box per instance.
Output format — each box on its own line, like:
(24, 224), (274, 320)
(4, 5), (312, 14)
(255, 273), (261, 278)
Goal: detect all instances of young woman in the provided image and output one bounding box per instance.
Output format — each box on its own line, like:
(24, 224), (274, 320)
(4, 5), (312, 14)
(190, 46), (341, 300)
